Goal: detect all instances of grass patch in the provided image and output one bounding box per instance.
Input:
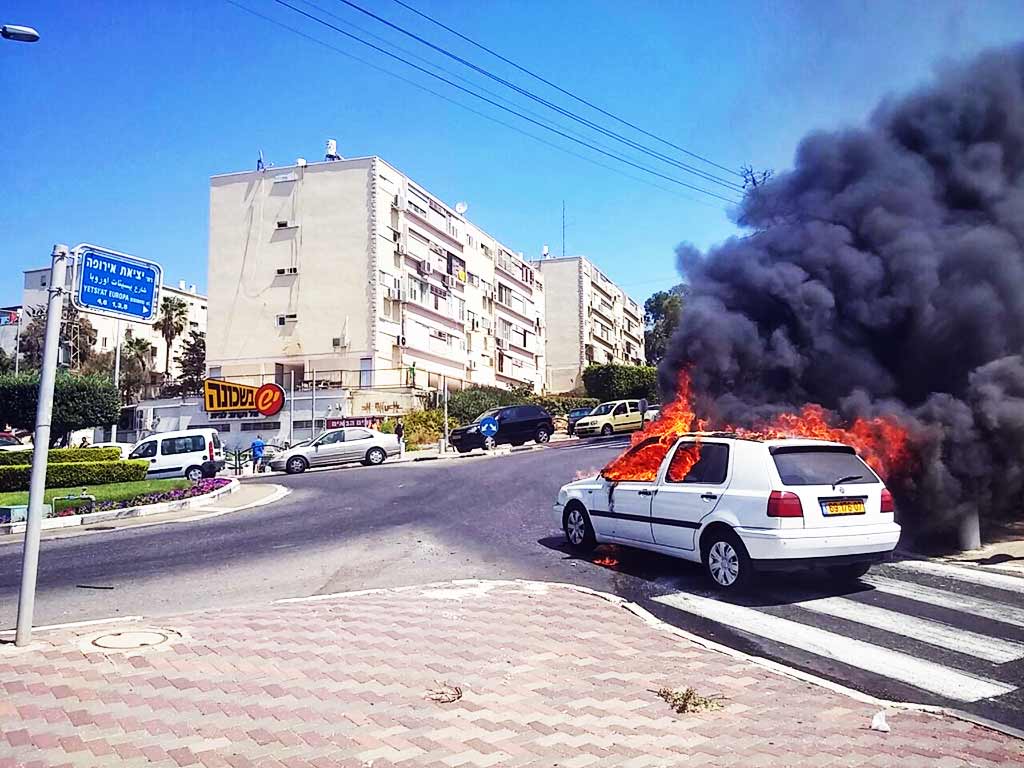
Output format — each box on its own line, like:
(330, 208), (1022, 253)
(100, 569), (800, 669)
(0, 479), (190, 508)
(653, 687), (724, 714)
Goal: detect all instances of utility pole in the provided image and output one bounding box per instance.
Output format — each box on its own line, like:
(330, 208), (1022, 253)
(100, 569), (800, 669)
(442, 375), (449, 453)
(111, 318), (121, 442)
(13, 307), (22, 375)
(15, 244), (68, 646)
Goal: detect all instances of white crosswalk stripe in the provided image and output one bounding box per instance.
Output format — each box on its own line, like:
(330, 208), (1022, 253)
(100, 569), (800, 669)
(863, 575), (1024, 629)
(890, 559), (1024, 593)
(653, 590), (1016, 702)
(787, 593), (1024, 663)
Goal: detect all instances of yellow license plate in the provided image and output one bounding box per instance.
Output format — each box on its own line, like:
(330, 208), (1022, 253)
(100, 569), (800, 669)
(823, 500), (865, 516)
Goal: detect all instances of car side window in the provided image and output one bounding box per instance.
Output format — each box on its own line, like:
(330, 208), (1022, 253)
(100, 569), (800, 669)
(613, 403), (627, 416)
(501, 407), (519, 421)
(318, 431), (344, 445)
(130, 441), (157, 459)
(161, 435), (205, 456)
(667, 442), (730, 484)
(346, 429), (372, 441)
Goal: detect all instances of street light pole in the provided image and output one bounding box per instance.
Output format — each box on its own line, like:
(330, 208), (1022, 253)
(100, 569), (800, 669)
(13, 307), (22, 375)
(1, 24), (40, 43)
(15, 244), (68, 647)
(111, 318), (122, 442)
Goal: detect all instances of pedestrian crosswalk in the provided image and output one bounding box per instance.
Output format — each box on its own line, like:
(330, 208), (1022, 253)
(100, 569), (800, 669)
(651, 558), (1024, 705)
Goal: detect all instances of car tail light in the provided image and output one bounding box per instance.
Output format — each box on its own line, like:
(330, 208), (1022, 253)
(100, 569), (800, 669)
(208, 440), (214, 461)
(880, 488), (895, 513)
(767, 490), (803, 517)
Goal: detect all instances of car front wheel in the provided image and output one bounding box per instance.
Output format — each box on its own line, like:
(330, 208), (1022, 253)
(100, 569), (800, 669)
(286, 456), (308, 474)
(563, 504), (597, 554)
(601, 424), (613, 436)
(702, 530), (751, 591)
(365, 447), (387, 465)
(483, 435), (497, 451)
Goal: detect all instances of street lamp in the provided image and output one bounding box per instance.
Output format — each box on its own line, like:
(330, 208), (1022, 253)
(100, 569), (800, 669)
(1, 24), (40, 43)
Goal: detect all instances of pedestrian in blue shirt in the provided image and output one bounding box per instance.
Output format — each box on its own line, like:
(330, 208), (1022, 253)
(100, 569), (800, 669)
(251, 435), (265, 473)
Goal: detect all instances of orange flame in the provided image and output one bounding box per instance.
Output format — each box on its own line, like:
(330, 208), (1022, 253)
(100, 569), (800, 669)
(591, 556), (620, 568)
(600, 370), (914, 483)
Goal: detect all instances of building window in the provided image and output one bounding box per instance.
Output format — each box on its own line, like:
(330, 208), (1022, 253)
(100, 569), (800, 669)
(241, 421), (280, 432)
(407, 276), (427, 304)
(498, 284), (513, 306)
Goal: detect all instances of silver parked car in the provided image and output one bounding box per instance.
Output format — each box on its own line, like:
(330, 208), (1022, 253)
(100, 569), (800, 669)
(270, 428), (400, 474)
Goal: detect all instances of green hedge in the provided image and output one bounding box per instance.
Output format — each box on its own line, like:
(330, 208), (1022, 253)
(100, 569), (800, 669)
(0, 447), (122, 467)
(582, 364), (659, 403)
(404, 409), (459, 448)
(446, 386), (599, 424)
(0, 460), (149, 492)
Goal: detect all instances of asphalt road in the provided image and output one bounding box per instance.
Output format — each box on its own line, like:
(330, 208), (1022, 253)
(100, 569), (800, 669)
(1, 436), (1022, 732)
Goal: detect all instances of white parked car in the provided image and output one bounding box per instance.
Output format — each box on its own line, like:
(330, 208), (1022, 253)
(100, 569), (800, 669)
(87, 442), (135, 459)
(128, 428), (226, 482)
(270, 427), (399, 474)
(554, 434), (900, 590)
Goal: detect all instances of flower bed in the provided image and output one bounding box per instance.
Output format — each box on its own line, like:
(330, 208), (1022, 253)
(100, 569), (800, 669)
(52, 477), (233, 517)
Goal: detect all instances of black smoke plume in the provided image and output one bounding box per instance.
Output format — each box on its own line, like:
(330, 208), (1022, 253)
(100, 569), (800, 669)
(662, 43), (1024, 541)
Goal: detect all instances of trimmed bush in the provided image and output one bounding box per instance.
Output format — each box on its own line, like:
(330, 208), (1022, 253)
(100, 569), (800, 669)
(0, 447), (122, 467)
(0, 373), (120, 443)
(528, 395), (599, 417)
(582, 364), (659, 403)
(404, 409), (458, 448)
(0, 460), (149, 492)
(446, 386), (599, 424)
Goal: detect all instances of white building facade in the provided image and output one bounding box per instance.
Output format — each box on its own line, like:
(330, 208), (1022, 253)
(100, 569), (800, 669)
(207, 155), (546, 394)
(19, 269), (206, 378)
(533, 256), (645, 393)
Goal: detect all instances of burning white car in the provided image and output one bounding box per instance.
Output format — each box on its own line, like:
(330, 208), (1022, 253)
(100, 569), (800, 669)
(555, 433), (900, 590)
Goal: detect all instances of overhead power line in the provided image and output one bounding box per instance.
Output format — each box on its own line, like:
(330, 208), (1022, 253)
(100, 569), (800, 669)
(389, 0), (743, 180)
(223, 0), (729, 209)
(269, 0), (741, 204)
(330, 0), (744, 193)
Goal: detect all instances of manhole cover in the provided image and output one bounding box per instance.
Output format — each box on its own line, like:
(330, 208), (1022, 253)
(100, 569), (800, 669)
(90, 629), (172, 650)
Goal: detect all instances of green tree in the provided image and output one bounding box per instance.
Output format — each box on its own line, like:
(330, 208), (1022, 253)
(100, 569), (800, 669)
(79, 350), (114, 376)
(174, 330), (206, 395)
(0, 373), (120, 446)
(582, 363), (659, 403)
(0, 347), (13, 374)
(120, 336), (154, 403)
(644, 285), (686, 364)
(20, 303), (97, 370)
(153, 296), (189, 379)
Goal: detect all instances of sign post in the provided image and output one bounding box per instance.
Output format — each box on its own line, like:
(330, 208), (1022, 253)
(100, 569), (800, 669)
(15, 243), (162, 647)
(14, 245), (69, 646)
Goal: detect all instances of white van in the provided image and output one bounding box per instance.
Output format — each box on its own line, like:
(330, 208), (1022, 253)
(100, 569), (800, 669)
(128, 428), (226, 482)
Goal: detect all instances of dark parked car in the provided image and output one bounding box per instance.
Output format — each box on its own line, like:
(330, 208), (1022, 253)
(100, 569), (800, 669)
(566, 407), (595, 437)
(449, 405), (554, 452)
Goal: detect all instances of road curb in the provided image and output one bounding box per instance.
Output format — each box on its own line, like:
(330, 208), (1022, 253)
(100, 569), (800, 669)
(0, 479), (240, 536)
(277, 577), (1024, 742)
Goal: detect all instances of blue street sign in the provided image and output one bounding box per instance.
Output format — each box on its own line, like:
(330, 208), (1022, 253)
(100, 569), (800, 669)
(479, 416), (499, 438)
(72, 244), (162, 322)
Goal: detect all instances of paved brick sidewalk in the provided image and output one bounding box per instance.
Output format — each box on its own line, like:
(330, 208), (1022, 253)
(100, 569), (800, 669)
(1, 581), (1020, 767)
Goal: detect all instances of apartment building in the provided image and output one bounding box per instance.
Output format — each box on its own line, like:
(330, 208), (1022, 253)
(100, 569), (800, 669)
(207, 153), (546, 393)
(533, 256), (645, 393)
(19, 268), (206, 378)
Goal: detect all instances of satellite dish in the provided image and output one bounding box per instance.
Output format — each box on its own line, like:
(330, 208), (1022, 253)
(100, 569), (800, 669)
(455, 201), (468, 215)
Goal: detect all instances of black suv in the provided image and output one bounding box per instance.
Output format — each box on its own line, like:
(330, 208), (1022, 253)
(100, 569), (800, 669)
(449, 405), (554, 452)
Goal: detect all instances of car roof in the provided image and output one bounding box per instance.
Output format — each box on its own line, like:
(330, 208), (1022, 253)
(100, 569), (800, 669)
(672, 432), (851, 449)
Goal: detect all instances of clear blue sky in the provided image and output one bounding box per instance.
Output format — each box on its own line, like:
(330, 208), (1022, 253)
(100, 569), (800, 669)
(2, 1), (1022, 306)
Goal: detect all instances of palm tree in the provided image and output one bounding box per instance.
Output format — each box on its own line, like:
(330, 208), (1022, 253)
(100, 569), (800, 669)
(153, 297), (189, 379)
(121, 336), (154, 403)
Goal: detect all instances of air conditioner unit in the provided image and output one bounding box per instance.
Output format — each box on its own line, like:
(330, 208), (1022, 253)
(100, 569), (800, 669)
(276, 313), (298, 326)
(418, 260), (433, 275)
(398, 335), (407, 347)
(468, 360), (479, 370)
(396, 244), (406, 256)
(392, 230), (401, 242)
(399, 288), (408, 302)
(332, 336), (349, 348)
(384, 286), (399, 301)
(276, 267), (298, 275)
(276, 220), (295, 229)
(495, 337), (508, 350)
(471, 317), (481, 331)
(481, 318), (492, 330)
(391, 194), (399, 208)
(441, 274), (455, 288)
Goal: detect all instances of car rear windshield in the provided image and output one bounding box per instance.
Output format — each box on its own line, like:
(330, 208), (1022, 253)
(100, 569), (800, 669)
(772, 447), (878, 486)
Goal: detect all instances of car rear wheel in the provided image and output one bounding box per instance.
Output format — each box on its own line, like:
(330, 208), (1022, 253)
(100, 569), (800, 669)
(365, 447), (387, 466)
(286, 456), (308, 474)
(702, 530), (751, 591)
(563, 504), (596, 554)
(455, 446), (471, 454)
(535, 426), (550, 444)
(600, 424), (613, 436)
(185, 465), (204, 483)
(827, 562), (872, 582)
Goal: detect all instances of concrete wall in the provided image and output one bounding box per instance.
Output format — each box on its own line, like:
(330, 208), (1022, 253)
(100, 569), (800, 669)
(208, 159), (375, 378)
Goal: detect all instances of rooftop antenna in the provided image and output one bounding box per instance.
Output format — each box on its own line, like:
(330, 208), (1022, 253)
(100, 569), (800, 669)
(455, 201), (468, 216)
(257, 150), (265, 172)
(325, 139), (342, 161)
(561, 200), (566, 258)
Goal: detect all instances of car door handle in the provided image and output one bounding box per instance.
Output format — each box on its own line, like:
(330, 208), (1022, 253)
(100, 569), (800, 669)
(700, 493), (717, 501)
(637, 489), (654, 497)
(150, 458), (157, 463)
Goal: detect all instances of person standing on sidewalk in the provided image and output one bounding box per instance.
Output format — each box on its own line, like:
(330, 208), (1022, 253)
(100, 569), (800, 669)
(394, 418), (405, 456)
(250, 434), (266, 474)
